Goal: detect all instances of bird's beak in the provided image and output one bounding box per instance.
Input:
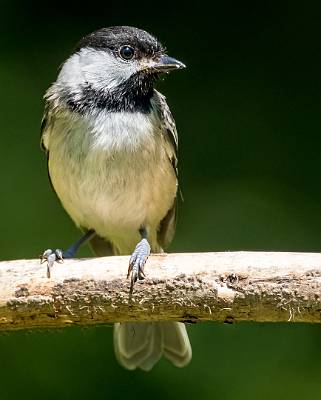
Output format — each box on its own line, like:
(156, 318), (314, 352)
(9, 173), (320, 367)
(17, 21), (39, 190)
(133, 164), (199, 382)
(148, 55), (186, 72)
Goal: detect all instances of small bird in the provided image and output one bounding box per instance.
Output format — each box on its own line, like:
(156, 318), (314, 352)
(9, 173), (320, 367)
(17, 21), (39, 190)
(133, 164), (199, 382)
(40, 26), (191, 371)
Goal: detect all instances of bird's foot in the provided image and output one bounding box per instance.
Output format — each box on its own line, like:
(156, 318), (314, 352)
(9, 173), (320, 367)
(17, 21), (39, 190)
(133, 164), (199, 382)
(127, 239), (151, 288)
(40, 249), (65, 278)
(40, 231), (95, 278)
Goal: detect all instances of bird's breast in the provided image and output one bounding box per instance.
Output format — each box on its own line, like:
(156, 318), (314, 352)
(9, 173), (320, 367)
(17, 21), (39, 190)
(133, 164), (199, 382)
(46, 109), (177, 250)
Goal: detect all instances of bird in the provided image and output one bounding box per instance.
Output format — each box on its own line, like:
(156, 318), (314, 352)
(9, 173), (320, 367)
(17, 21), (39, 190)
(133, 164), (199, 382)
(40, 26), (192, 371)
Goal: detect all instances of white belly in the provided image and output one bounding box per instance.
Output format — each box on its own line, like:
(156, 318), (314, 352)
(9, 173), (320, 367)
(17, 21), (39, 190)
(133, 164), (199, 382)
(45, 109), (177, 253)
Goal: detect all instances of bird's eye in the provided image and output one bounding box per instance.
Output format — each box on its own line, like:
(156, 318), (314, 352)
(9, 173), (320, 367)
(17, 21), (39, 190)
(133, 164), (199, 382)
(119, 45), (135, 60)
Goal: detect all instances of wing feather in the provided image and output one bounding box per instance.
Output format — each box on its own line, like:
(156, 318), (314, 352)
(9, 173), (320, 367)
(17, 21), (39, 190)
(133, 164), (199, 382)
(154, 90), (179, 249)
(40, 102), (51, 152)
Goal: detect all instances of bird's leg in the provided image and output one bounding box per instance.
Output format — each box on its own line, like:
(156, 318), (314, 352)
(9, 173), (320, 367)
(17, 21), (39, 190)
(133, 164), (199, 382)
(40, 229), (96, 278)
(127, 227), (151, 288)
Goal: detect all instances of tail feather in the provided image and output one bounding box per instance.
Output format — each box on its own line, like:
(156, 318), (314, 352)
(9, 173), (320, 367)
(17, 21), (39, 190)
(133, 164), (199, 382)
(114, 321), (191, 371)
(114, 322), (163, 371)
(162, 321), (192, 367)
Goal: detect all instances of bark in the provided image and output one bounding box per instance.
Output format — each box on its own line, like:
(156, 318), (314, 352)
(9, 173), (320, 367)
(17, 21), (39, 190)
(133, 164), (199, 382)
(1, 251), (321, 331)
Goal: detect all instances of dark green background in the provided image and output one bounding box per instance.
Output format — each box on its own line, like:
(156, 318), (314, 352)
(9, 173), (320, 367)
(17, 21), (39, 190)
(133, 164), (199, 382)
(0, 1), (320, 399)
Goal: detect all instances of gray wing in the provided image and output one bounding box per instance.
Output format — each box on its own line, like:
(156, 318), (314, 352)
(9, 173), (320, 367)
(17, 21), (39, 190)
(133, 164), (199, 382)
(154, 91), (179, 250)
(154, 90), (178, 176)
(40, 102), (51, 152)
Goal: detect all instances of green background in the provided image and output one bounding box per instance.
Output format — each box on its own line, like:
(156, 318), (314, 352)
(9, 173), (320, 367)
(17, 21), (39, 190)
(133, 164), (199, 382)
(0, 1), (320, 399)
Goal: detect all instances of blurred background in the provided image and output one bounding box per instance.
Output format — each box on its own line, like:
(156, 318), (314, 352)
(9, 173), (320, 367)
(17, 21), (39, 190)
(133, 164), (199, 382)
(0, 0), (320, 399)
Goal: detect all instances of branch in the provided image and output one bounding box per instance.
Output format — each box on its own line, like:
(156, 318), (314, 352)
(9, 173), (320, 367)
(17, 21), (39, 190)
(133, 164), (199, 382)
(1, 251), (321, 331)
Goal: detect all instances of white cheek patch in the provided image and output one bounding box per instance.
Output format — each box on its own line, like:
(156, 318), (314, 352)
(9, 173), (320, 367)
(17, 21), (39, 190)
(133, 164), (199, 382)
(58, 54), (84, 88)
(79, 48), (138, 90)
(58, 48), (139, 92)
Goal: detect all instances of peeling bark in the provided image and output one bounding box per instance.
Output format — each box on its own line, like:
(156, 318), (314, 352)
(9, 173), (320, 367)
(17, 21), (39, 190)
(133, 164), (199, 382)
(1, 251), (321, 331)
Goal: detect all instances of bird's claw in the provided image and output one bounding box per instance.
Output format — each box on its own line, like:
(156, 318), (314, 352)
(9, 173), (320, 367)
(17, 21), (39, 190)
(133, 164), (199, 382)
(127, 238), (150, 289)
(40, 249), (64, 278)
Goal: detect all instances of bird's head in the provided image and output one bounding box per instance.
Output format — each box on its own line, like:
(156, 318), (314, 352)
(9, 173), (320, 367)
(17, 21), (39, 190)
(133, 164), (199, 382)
(58, 26), (185, 99)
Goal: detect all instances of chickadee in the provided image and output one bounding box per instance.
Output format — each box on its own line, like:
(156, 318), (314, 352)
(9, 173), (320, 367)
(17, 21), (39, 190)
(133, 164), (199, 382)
(40, 26), (191, 371)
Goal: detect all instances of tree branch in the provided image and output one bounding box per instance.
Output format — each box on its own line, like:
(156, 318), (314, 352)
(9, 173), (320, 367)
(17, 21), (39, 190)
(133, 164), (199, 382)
(1, 251), (321, 331)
